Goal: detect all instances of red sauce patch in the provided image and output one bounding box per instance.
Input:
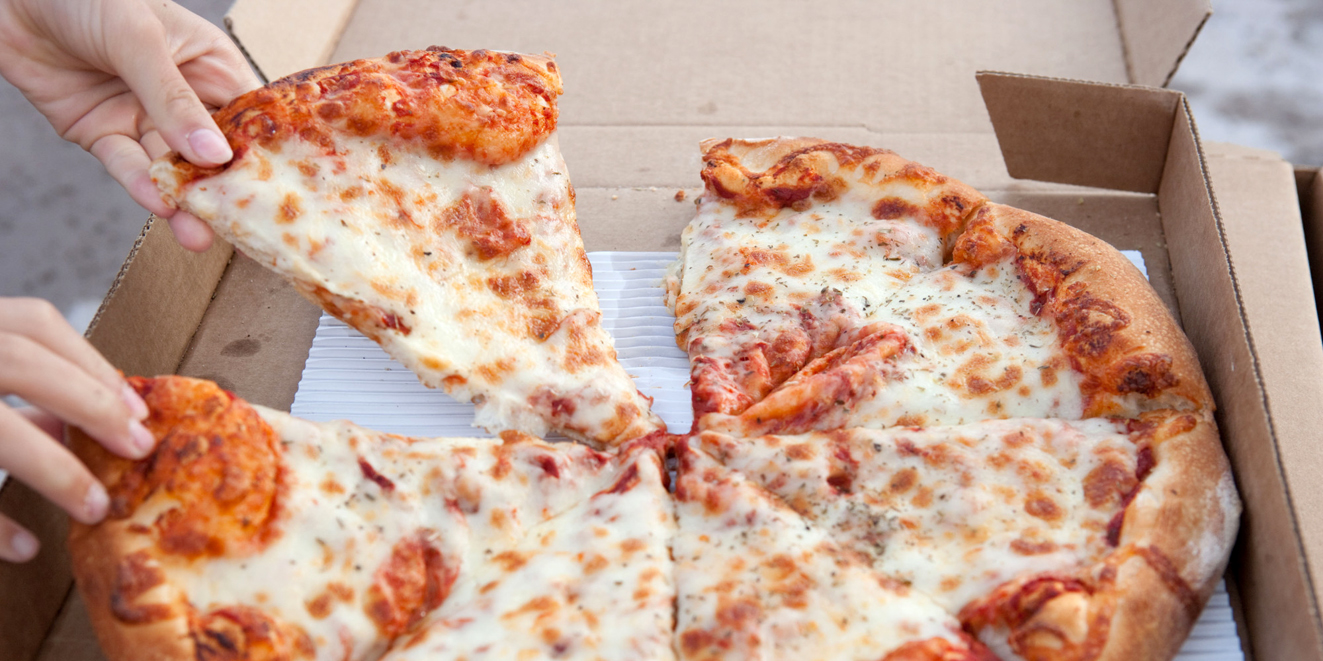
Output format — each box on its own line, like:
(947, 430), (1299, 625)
(111, 377), (282, 559)
(358, 458), (396, 492)
(364, 534), (455, 637)
(192, 605), (314, 661)
(109, 551), (172, 624)
(439, 187), (531, 261)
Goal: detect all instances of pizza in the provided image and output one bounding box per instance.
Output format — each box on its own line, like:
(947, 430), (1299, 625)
(667, 140), (1209, 436)
(67, 48), (1239, 661)
(150, 47), (662, 448)
(674, 439), (996, 661)
(663, 138), (988, 423)
(69, 375), (675, 661)
(661, 137), (1240, 659)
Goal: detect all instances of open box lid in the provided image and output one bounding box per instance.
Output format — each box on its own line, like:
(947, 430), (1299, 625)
(15, 2), (1323, 661)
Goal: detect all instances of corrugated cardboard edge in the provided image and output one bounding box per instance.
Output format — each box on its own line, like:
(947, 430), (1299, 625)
(977, 72), (1179, 193)
(1295, 166), (1323, 319)
(0, 217), (231, 661)
(1112, 0), (1211, 87)
(224, 0), (360, 82)
(1202, 143), (1323, 661)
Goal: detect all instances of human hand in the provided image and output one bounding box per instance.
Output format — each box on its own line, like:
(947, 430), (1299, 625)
(0, 298), (155, 562)
(0, 0), (261, 251)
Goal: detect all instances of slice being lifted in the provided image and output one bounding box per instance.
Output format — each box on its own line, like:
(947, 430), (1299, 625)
(70, 376), (675, 661)
(151, 47), (662, 447)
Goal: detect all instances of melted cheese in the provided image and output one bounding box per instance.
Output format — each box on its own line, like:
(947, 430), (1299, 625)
(674, 442), (970, 660)
(137, 407), (658, 660)
(386, 450), (675, 660)
(153, 133), (660, 446)
(668, 189), (945, 345)
(699, 418), (1139, 612)
(848, 259), (1085, 427)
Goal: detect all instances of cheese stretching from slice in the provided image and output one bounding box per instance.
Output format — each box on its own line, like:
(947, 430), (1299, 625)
(151, 48), (662, 447)
(696, 418), (1143, 613)
(673, 439), (992, 661)
(664, 138), (986, 426)
(72, 376), (667, 661)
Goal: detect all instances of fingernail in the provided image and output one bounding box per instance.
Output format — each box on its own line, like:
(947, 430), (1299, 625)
(128, 419), (155, 457)
(121, 383), (148, 420)
(10, 530), (38, 560)
(84, 483), (109, 523)
(187, 129), (232, 164)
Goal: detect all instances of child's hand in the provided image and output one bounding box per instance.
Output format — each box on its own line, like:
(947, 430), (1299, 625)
(0, 0), (261, 251)
(0, 298), (155, 562)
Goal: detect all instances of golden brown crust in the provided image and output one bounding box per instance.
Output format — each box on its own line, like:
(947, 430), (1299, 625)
(959, 410), (1239, 661)
(69, 508), (196, 661)
(160, 46), (561, 191)
(698, 137), (986, 233)
(954, 203), (1215, 417)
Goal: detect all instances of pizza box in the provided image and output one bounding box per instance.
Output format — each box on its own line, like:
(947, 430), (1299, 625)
(4, 0), (1322, 659)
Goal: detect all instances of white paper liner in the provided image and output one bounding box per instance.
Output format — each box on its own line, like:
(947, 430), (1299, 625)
(291, 250), (1244, 660)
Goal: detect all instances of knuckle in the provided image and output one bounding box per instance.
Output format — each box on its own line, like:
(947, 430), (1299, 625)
(163, 84), (201, 116)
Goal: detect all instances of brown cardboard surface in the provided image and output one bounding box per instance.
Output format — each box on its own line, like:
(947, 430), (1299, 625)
(1113, 0), (1211, 87)
(979, 72), (1180, 193)
(175, 253), (321, 411)
(1158, 104), (1323, 661)
(1204, 143), (1323, 661)
(224, 0), (357, 81)
(1296, 166), (1323, 313)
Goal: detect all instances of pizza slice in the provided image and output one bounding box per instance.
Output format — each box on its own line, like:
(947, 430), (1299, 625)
(150, 47), (662, 447)
(695, 410), (1239, 659)
(663, 138), (986, 425)
(68, 376), (666, 661)
(384, 437), (675, 660)
(673, 438), (995, 661)
(699, 202), (1214, 436)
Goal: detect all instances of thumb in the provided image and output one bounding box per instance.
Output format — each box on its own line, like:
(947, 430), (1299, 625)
(108, 10), (232, 168)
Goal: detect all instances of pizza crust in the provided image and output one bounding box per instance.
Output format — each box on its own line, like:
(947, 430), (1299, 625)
(961, 204), (1215, 416)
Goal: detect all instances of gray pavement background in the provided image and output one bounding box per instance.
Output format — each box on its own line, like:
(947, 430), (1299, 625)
(0, 0), (1320, 328)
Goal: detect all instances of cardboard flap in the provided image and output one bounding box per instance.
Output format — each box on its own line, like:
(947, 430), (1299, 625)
(1112, 0), (1211, 87)
(225, 0), (360, 81)
(978, 72), (1181, 193)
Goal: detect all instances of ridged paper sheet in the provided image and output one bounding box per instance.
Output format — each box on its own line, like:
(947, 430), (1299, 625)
(291, 251), (1244, 660)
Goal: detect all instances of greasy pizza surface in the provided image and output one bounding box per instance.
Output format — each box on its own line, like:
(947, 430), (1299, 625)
(70, 376), (674, 661)
(664, 138), (987, 422)
(664, 138), (1238, 660)
(686, 197), (1212, 436)
(151, 48), (662, 447)
(674, 440), (996, 661)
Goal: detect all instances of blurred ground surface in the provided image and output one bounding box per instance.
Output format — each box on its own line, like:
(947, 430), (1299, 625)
(0, 0), (1320, 326)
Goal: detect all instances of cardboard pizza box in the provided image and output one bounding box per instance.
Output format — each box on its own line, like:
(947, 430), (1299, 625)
(5, 0), (1323, 660)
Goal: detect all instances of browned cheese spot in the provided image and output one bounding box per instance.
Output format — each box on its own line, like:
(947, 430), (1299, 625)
(276, 192), (303, 224)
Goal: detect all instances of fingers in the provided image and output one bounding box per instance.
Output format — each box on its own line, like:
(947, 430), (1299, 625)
(0, 298), (122, 394)
(90, 133), (172, 217)
(166, 211), (214, 252)
(0, 513), (40, 563)
(0, 404), (109, 527)
(0, 332), (153, 460)
(107, 5), (232, 168)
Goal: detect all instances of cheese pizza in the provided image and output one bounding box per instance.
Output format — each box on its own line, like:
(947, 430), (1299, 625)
(69, 376), (674, 661)
(151, 47), (662, 448)
(64, 47), (1238, 661)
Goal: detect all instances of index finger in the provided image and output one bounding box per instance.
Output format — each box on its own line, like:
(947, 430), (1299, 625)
(0, 298), (124, 393)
